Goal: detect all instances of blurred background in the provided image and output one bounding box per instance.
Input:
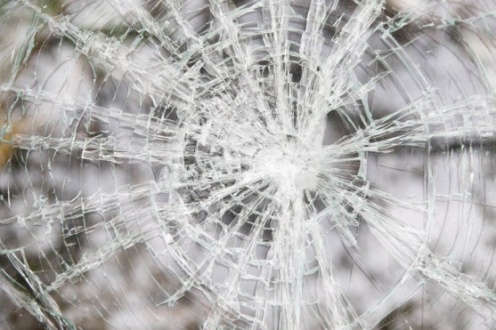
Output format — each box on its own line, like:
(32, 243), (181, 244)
(1, 0), (496, 329)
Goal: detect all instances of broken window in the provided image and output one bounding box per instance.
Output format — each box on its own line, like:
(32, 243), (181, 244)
(1, 0), (496, 328)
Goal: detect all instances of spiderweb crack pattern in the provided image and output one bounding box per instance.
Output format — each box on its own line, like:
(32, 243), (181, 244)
(1, 0), (496, 329)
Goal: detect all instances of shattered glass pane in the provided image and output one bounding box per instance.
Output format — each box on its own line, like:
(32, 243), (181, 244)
(1, 0), (496, 328)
